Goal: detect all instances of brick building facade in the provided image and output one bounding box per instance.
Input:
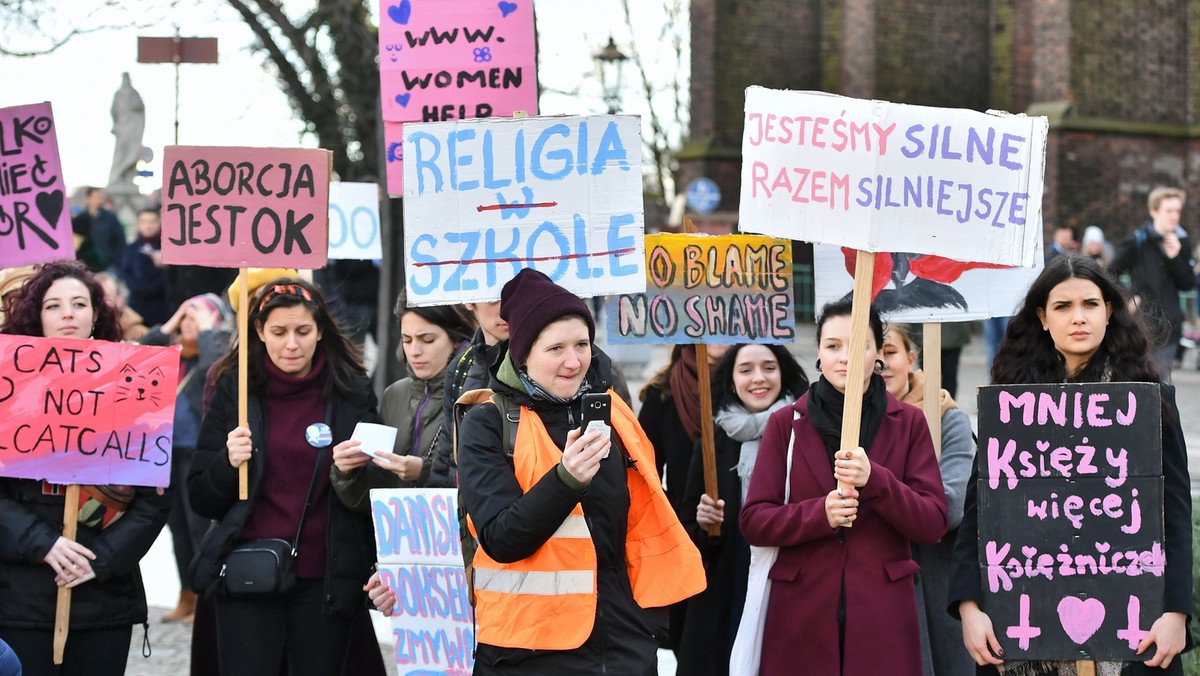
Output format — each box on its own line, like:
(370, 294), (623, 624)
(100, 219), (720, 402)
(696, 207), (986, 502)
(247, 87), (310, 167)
(680, 0), (1200, 244)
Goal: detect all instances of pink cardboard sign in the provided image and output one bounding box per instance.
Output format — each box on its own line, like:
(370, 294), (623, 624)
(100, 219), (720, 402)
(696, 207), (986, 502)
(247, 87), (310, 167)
(0, 102), (75, 267)
(160, 146), (332, 269)
(379, 0), (538, 195)
(0, 335), (181, 488)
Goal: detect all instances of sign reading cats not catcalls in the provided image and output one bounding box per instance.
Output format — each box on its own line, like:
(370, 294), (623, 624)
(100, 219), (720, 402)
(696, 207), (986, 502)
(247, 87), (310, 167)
(159, 146), (332, 269)
(379, 0), (538, 195)
(0, 102), (75, 268)
(0, 335), (180, 488)
(371, 488), (474, 675)
(976, 382), (1163, 661)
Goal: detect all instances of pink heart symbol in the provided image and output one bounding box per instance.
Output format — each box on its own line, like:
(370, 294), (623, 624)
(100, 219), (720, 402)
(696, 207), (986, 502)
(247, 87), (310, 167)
(1057, 597), (1105, 644)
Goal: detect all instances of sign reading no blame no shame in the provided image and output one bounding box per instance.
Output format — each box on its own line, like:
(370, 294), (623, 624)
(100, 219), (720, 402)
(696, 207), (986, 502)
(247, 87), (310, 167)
(160, 146), (332, 268)
(739, 88), (1047, 267)
(977, 382), (1163, 661)
(403, 114), (645, 306)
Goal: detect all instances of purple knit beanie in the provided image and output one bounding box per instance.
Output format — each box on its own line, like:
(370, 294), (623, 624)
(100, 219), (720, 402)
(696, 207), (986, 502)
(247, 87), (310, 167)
(500, 268), (595, 367)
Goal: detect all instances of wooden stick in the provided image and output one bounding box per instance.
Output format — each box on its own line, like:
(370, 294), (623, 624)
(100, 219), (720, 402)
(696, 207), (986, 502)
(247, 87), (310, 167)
(921, 323), (943, 459)
(238, 268), (250, 500)
(1077, 660), (1096, 676)
(52, 484), (81, 664)
(683, 217), (721, 537)
(838, 251), (876, 527)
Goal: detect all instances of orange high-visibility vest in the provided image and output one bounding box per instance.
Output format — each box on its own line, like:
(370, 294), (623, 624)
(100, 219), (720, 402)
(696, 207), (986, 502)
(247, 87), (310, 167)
(469, 393), (705, 651)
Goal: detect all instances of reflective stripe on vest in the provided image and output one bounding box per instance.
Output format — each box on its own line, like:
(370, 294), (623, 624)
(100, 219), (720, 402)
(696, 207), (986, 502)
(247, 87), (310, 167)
(473, 568), (593, 596)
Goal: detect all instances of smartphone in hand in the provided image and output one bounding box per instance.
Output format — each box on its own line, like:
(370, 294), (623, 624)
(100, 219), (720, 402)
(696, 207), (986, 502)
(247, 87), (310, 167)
(581, 392), (612, 459)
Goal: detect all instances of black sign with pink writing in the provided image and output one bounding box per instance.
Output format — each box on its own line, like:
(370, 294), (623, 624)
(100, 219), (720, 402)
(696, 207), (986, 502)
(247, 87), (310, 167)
(977, 382), (1162, 661)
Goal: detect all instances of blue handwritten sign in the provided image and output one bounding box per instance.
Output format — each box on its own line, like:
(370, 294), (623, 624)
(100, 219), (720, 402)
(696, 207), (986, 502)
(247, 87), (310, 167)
(402, 114), (645, 306)
(328, 181), (382, 260)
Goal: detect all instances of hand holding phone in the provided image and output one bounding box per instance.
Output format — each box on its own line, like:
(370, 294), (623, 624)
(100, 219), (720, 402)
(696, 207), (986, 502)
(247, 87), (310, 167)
(581, 392), (612, 459)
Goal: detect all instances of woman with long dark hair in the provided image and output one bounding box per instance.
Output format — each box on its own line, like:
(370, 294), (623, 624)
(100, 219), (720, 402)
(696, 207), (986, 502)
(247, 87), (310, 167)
(739, 298), (948, 674)
(188, 278), (381, 676)
(0, 260), (169, 676)
(950, 254), (1192, 674)
(676, 343), (808, 674)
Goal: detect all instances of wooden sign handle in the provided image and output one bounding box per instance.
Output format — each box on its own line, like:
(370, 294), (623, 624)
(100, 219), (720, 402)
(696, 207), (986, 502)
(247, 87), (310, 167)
(1077, 661), (1096, 676)
(52, 484), (81, 664)
(683, 217), (721, 537)
(921, 323), (943, 459)
(837, 251), (877, 527)
(238, 268), (250, 500)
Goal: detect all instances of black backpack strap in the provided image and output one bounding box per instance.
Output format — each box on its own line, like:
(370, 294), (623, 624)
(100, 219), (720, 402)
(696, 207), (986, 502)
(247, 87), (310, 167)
(489, 392), (520, 458)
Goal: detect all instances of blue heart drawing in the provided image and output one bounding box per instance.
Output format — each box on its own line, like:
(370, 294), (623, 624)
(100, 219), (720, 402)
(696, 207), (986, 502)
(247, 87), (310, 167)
(395, 93), (412, 107)
(498, 1), (517, 18)
(387, 0), (412, 25)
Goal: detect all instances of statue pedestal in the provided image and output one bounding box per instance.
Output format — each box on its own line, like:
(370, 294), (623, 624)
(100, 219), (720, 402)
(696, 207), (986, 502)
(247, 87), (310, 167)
(105, 182), (144, 236)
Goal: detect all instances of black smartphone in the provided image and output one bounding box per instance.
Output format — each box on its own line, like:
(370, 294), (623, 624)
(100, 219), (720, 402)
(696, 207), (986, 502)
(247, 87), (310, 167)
(581, 392), (612, 458)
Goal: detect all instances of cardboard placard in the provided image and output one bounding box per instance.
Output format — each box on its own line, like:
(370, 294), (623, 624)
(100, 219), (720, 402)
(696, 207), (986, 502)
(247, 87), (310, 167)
(160, 146), (332, 269)
(402, 114), (645, 306)
(379, 0), (538, 195)
(0, 335), (180, 488)
(813, 244), (1044, 321)
(371, 488), (473, 674)
(328, 181), (382, 260)
(739, 88), (1047, 267)
(604, 233), (795, 344)
(0, 102), (75, 267)
(976, 382), (1163, 661)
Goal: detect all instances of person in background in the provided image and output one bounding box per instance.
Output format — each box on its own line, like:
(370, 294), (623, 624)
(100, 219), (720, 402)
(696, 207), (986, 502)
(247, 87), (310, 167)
(0, 265), (35, 326)
(120, 207), (169, 327)
(140, 294), (232, 624)
(84, 187), (127, 274)
(331, 294), (475, 506)
(457, 268), (705, 673)
(0, 260), (170, 676)
(879, 324), (975, 676)
(739, 298), (947, 675)
(677, 343), (808, 675)
(188, 279), (381, 676)
(95, 272), (149, 342)
(951, 254), (1192, 674)
(1045, 224), (1077, 264)
(1081, 224), (1113, 267)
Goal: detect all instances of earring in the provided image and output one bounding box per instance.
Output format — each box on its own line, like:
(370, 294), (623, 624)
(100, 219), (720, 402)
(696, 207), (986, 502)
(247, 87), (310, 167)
(874, 359), (885, 374)
(814, 359), (821, 371)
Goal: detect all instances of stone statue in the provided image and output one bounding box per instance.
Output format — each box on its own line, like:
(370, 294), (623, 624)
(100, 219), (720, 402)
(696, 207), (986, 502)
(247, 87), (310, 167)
(108, 72), (145, 189)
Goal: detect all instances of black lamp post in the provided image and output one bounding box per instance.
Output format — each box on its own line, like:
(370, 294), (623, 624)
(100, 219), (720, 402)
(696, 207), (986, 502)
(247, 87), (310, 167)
(595, 36), (629, 114)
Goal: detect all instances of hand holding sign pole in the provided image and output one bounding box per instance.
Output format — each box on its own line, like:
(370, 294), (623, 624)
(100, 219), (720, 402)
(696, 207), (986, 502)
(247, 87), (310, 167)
(52, 485), (80, 664)
(683, 216), (721, 537)
(835, 251), (875, 519)
(238, 270), (249, 499)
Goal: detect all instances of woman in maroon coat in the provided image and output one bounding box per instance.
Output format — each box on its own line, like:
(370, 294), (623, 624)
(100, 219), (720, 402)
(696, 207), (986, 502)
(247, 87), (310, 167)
(740, 299), (948, 675)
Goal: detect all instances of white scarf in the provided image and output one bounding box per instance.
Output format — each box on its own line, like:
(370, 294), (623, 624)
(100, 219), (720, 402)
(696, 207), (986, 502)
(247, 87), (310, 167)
(715, 395), (795, 502)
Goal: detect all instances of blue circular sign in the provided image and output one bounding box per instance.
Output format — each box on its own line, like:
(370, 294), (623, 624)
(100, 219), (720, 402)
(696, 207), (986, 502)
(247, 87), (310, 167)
(305, 423), (333, 448)
(685, 177), (721, 214)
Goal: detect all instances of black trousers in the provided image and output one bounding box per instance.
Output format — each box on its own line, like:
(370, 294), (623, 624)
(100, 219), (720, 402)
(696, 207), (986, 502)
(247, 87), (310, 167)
(213, 579), (354, 676)
(0, 625), (132, 676)
(168, 447), (209, 584)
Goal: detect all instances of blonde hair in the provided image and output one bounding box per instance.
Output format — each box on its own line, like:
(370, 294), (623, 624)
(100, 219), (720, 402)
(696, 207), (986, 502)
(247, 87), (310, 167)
(885, 323), (920, 359)
(1148, 187), (1186, 212)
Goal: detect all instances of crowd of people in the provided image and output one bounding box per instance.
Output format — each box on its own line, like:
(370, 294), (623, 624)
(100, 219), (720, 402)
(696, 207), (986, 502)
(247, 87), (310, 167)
(0, 184), (1194, 675)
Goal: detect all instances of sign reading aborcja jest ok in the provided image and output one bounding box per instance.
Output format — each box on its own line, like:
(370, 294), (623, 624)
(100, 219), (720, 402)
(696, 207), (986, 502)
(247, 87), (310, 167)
(976, 382), (1163, 661)
(160, 146), (332, 269)
(739, 88), (1047, 267)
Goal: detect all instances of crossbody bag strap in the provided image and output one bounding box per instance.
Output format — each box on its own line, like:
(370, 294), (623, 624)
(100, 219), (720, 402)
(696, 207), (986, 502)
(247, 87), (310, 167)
(291, 400), (333, 557)
(784, 411), (799, 504)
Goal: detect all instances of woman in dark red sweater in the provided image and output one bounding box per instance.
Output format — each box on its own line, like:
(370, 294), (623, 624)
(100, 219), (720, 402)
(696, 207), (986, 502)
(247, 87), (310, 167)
(188, 279), (382, 676)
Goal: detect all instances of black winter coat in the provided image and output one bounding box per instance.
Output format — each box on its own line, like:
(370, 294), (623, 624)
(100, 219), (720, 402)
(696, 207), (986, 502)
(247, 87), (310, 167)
(1110, 223), (1195, 345)
(428, 328), (501, 489)
(0, 479), (169, 630)
(187, 370), (379, 617)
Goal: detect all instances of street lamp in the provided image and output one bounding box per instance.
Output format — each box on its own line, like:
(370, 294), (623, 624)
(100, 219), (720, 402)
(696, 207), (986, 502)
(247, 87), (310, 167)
(595, 36), (629, 114)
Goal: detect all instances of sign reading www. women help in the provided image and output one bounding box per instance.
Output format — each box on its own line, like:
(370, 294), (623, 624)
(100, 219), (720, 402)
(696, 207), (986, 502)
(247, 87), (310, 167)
(976, 382), (1163, 661)
(739, 88), (1047, 267)
(402, 114), (645, 306)
(371, 488), (473, 675)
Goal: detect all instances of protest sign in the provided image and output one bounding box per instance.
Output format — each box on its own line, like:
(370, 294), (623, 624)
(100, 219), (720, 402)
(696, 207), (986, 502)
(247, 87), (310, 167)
(739, 88), (1047, 267)
(976, 382), (1163, 661)
(380, 0), (538, 195)
(402, 114), (645, 306)
(0, 335), (180, 488)
(328, 181), (382, 260)
(160, 146), (332, 269)
(605, 233), (794, 344)
(812, 244), (1043, 322)
(0, 102), (75, 268)
(372, 488), (474, 675)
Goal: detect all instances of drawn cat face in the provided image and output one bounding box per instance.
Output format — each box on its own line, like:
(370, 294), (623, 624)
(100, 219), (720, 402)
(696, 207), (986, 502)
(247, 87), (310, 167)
(114, 363), (165, 406)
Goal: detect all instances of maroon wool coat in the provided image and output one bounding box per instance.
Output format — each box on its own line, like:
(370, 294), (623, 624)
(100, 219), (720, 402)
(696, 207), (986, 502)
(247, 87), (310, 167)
(740, 392), (948, 676)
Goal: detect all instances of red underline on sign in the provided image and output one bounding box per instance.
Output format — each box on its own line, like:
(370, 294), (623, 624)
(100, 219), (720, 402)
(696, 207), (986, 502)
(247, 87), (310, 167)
(412, 247), (638, 267)
(476, 201), (558, 212)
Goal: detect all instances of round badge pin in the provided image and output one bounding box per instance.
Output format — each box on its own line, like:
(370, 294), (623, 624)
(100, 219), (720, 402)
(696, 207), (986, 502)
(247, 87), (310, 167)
(305, 422), (333, 448)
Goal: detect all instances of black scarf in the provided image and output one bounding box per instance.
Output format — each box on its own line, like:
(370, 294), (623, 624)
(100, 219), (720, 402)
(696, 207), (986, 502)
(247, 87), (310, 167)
(806, 373), (888, 467)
